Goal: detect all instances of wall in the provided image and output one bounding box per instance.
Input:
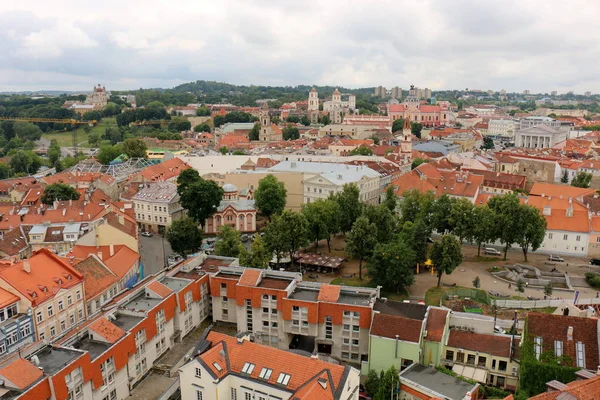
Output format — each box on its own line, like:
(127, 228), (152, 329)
(367, 335), (421, 374)
(222, 172), (305, 211)
(539, 230), (589, 256)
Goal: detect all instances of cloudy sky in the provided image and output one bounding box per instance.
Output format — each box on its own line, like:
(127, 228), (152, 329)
(1, 0), (599, 93)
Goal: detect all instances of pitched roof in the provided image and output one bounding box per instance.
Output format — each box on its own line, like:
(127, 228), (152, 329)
(371, 313), (423, 343)
(0, 249), (83, 306)
(317, 284), (341, 303)
(147, 281), (173, 298)
(529, 375), (600, 400)
(0, 287), (19, 309)
(530, 183), (596, 200)
(89, 317), (126, 343)
(0, 357), (43, 389)
(198, 332), (349, 394)
(447, 330), (513, 357)
(138, 158), (190, 182)
(72, 255), (118, 300)
(527, 313), (599, 370)
(239, 269), (261, 286)
(0, 227), (29, 256)
(68, 244), (139, 279)
(425, 308), (448, 342)
(523, 196), (590, 233)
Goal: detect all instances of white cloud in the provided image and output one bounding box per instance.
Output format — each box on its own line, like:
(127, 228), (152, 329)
(1, 0), (600, 92)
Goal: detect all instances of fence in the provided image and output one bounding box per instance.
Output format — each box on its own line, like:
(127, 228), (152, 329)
(493, 297), (600, 309)
(442, 288), (491, 305)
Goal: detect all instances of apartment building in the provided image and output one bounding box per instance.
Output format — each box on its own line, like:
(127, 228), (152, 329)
(179, 330), (361, 400)
(132, 182), (185, 233)
(0, 287), (36, 357)
(209, 266), (379, 364)
(0, 249), (85, 341)
(487, 119), (517, 139)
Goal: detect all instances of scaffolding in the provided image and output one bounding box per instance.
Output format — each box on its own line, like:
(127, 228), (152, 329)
(68, 158), (155, 182)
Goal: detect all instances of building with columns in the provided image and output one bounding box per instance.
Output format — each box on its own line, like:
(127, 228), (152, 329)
(515, 124), (567, 149)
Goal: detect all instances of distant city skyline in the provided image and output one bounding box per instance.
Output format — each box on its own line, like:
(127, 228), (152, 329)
(1, 0), (599, 93)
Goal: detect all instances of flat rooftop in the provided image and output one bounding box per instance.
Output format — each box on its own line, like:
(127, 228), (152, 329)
(121, 293), (162, 312)
(399, 364), (477, 400)
(160, 277), (191, 292)
(214, 273), (241, 281)
(112, 313), (144, 332)
(258, 277), (292, 290)
(288, 288), (318, 302)
(35, 347), (82, 375)
(374, 300), (427, 320)
(337, 292), (372, 306)
(74, 336), (111, 360)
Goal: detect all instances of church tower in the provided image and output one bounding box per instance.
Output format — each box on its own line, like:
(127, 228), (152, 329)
(308, 87), (319, 124)
(259, 102), (273, 142)
(401, 115), (412, 162)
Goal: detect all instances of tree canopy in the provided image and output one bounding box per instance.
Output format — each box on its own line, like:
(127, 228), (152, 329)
(41, 183), (81, 205)
(302, 199), (340, 251)
(254, 174), (287, 221)
(346, 216), (377, 280)
(178, 175), (224, 227)
(248, 123), (260, 141)
(366, 240), (415, 293)
(571, 172), (592, 188)
(430, 234), (463, 287)
(239, 235), (270, 269)
(330, 183), (363, 234)
(121, 138), (148, 159)
(349, 146), (373, 156)
(166, 217), (203, 256)
(517, 205), (547, 262)
(282, 126), (300, 140)
(214, 225), (243, 258)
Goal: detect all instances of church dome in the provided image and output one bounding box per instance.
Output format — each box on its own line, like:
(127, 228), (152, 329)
(222, 183), (238, 193)
(333, 88), (340, 95)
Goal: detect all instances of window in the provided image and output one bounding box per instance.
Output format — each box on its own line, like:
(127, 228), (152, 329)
(352, 325), (360, 332)
(534, 337), (542, 360)
(492, 359), (496, 370)
(352, 339), (359, 346)
(221, 283), (227, 290)
(231, 388), (237, 400)
(343, 324), (350, 331)
(39, 332), (45, 340)
(70, 312), (75, 325)
(548, 233), (553, 239)
(76, 290), (82, 301)
(196, 390), (203, 400)
(292, 306), (299, 311)
(47, 305), (54, 317)
(445, 350), (454, 361)
(78, 309), (83, 320)
(353, 311), (360, 317)
(467, 354), (475, 365)
(262, 294), (269, 300)
(67, 295), (72, 306)
(60, 320), (66, 331)
(245, 393), (251, 400)
(50, 326), (56, 336)
(498, 360), (507, 372)
(343, 310), (350, 316)
(563, 234), (568, 241)
(555, 340), (563, 357)
(478, 356), (487, 367)
(576, 235), (581, 242)
(20, 324), (31, 337)
(259, 367), (273, 379)
(343, 338), (350, 344)
(576, 342), (586, 368)
(455, 352), (464, 363)
(241, 362), (255, 374)
(36, 311), (43, 323)
(276, 372), (291, 386)
(341, 351), (349, 358)
(496, 376), (506, 387)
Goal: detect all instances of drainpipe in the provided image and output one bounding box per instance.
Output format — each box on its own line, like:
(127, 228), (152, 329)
(395, 334), (399, 358)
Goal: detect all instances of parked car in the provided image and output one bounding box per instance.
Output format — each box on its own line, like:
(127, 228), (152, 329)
(484, 248), (501, 256)
(141, 231), (153, 237)
(548, 254), (565, 262)
(590, 258), (600, 266)
(241, 234), (249, 242)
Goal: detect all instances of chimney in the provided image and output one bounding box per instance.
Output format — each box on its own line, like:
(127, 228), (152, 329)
(97, 252), (103, 260)
(567, 326), (573, 341)
(109, 243), (115, 257)
(23, 260), (31, 273)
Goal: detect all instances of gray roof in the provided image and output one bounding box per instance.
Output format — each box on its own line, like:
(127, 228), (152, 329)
(217, 199), (255, 212)
(29, 225), (47, 235)
(413, 141), (461, 155)
(399, 364), (478, 400)
(133, 182), (178, 203)
(269, 160), (379, 185)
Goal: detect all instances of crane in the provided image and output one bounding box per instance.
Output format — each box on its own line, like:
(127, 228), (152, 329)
(129, 120), (169, 126)
(0, 117), (97, 154)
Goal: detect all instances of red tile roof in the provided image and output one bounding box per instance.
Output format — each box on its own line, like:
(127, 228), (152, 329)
(527, 313), (599, 370)
(239, 269), (261, 286)
(147, 281), (173, 298)
(68, 245), (139, 279)
(371, 313), (423, 343)
(317, 284), (341, 303)
(530, 183), (596, 200)
(0, 249), (83, 306)
(138, 158), (190, 182)
(0, 287), (19, 309)
(72, 255), (118, 300)
(0, 228), (29, 257)
(447, 330), (513, 357)
(89, 317), (126, 343)
(425, 308), (448, 342)
(218, 135), (250, 149)
(0, 357), (43, 389)
(199, 332), (348, 395)
(529, 375), (600, 400)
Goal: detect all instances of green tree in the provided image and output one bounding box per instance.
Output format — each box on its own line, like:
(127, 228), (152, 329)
(411, 158), (427, 170)
(473, 276), (481, 289)
(83, 125), (92, 134)
(248, 123), (260, 141)
(392, 118), (405, 133)
(193, 123), (211, 133)
(166, 217), (202, 257)
(300, 115), (311, 126)
(97, 144), (122, 165)
(103, 102), (121, 117)
(399, 220), (429, 264)
(382, 185), (397, 213)
(168, 117), (191, 132)
(367, 240), (415, 293)
(374, 366), (399, 400)
(254, 174), (287, 221)
(431, 194), (456, 234)
(195, 106), (210, 116)
(544, 281), (553, 296)
(232, 150), (245, 155)
(330, 183), (363, 234)
(0, 163), (11, 179)
(449, 198), (475, 243)
(430, 234), (463, 287)
(411, 122), (423, 138)
(561, 170), (569, 183)
(286, 116), (300, 124)
(41, 183), (80, 205)
(9, 150), (41, 174)
(348, 146), (373, 156)
(320, 115), (331, 125)
(399, 189), (434, 226)
(364, 204), (395, 244)
(214, 225), (243, 258)
(488, 193), (522, 260)
(571, 172), (592, 188)
(87, 132), (101, 147)
(472, 205), (495, 256)
(346, 216), (377, 280)
(302, 199), (340, 252)
(121, 138), (148, 159)
(176, 168), (201, 195)
(481, 137), (494, 149)
(262, 215), (288, 266)
(282, 126), (299, 140)
(13, 122), (42, 142)
(179, 178), (224, 227)
(516, 279), (525, 293)
(278, 210), (309, 265)
(48, 140), (61, 170)
(364, 370), (380, 399)
(219, 146), (229, 155)
(104, 127), (122, 144)
(239, 235), (271, 269)
(517, 205), (547, 262)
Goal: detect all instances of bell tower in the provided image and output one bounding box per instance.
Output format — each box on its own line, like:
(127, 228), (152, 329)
(401, 115), (412, 162)
(259, 102), (273, 141)
(308, 87), (319, 124)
